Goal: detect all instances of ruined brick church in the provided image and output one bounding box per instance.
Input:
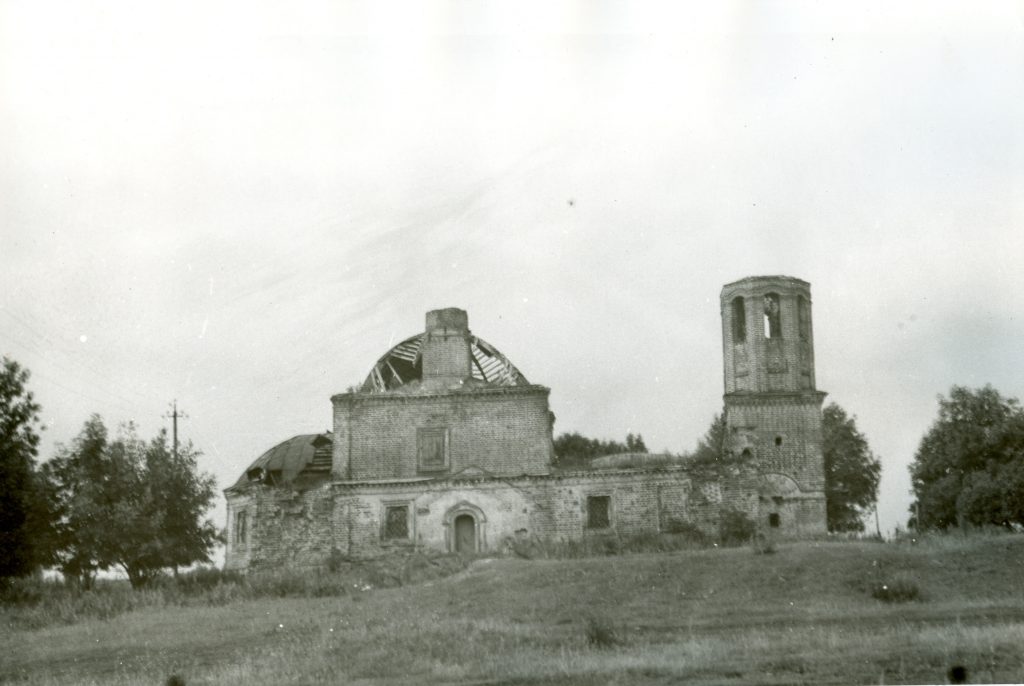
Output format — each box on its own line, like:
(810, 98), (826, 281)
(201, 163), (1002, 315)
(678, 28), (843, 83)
(225, 276), (827, 570)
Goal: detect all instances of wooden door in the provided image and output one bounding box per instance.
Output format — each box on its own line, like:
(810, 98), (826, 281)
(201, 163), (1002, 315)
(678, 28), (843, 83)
(454, 514), (476, 553)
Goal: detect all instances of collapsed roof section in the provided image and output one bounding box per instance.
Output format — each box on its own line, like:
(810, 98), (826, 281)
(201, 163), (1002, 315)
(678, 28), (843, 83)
(359, 333), (530, 393)
(228, 433), (332, 490)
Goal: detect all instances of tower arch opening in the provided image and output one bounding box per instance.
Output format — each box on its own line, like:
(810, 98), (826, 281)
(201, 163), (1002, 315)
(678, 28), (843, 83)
(731, 297), (747, 343)
(763, 293), (781, 338)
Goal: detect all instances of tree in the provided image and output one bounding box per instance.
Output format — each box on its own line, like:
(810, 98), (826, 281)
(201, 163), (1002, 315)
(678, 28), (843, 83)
(0, 357), (48, 582)
(43, 415), (112, 587)
(909, 385), (1024, 530)
(553, 431), (648, 468)
(625, 433), (648, 453)
(691, 413), (727, 466)
(822, 403), (881, 532)
(142, 429), (219, 576)
(45, 416), (219, 587)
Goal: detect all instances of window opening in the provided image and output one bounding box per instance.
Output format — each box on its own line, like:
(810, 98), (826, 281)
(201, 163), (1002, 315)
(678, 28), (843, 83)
(763, 293), (781, 338)
(383, 505), (410, 540)
(235, 511), (248, 544)
(769, 513), (781, 528)
(586, 495), (611, 529)
(417, 427), (449, 472)
(774, 436), (783, 447)
(731, 297), (746, 343)
(797, 295), (810, 341)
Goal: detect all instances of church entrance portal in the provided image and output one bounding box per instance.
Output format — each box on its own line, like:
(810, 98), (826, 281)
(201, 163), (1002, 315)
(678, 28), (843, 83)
(454, 514), (476, 553)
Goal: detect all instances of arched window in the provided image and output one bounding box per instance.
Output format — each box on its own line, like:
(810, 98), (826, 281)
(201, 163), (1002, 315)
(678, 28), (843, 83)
(763, 293), (781, 338)
(731, 297), (746, 343)
(797, 295), (810, 341)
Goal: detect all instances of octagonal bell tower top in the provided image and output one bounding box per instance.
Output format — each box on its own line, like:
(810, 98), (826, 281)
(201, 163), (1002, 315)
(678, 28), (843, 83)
(720, 276), (816, 394)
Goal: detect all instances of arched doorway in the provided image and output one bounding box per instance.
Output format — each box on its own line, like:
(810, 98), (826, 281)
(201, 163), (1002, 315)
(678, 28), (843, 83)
(444, 501), (487, 553)
(454, 514), (476, 553)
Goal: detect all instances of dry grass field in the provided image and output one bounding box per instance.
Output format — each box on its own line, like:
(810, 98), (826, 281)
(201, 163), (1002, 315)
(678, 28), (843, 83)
(3, 533), (1024, 685)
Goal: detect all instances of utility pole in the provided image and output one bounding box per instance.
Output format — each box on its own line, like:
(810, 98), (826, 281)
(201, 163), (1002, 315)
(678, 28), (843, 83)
(164, 400), (188, 459)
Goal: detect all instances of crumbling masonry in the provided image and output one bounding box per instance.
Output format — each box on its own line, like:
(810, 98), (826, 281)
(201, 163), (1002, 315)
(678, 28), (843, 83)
(224, 276), (826, 570)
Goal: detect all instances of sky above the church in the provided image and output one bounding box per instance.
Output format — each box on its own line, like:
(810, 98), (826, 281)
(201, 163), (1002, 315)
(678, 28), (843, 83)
(2, 1), (1023, 542)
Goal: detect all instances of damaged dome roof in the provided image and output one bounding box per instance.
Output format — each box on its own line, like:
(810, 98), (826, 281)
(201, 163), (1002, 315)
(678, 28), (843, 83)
(359, 333), (529, 393)
(228, 433), (332, 490)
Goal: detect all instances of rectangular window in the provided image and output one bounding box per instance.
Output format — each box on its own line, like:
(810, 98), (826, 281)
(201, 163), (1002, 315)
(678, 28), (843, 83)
(383, 505), (410, 540)
(586, 495), (611, 530)
(417, 427), (449, 472)
(235, 511), (248, 544)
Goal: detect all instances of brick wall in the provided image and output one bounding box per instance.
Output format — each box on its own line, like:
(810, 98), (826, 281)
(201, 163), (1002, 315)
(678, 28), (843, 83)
(332, 386), (553, 481)
(228, 466), (775, 568)
(540, 469), (761, 541)
(227, 483), (337, 571)
(721, 276), (816, 394)
(724, 393), (827, 492)
(224, 492), (255, 571)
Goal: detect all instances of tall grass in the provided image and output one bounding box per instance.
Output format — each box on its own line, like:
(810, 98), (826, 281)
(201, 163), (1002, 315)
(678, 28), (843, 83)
(509, 530), (711, 559)
(5, 536), (1024, 685)
(0, 552), (469, 630)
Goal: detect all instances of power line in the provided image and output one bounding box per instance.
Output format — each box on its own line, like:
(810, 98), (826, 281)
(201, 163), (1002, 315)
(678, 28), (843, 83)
(164, 400), (188, 459)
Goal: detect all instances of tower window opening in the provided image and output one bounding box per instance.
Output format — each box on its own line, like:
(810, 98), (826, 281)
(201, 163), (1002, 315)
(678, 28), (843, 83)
(797, 295), (810, 341)
(763, 293), (781, 338)
(731, 297), (746, 343)
(774, 436), (783, 447)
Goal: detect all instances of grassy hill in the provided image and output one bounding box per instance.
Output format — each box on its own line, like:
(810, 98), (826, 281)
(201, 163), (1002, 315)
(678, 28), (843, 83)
(3, 534), (1024, 685)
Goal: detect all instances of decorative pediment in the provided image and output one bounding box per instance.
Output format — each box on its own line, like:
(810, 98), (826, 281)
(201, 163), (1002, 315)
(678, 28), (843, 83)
(448, 465), (495, 479)
(758, 473), (801, 497)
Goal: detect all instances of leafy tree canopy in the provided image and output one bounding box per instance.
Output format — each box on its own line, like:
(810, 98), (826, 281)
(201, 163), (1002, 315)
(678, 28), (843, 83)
(553, 431), (647, 468)
(43, 416), (219, 588)
(823, 403), (881, 532)
(0, 357), (48, 581)
(690, 414), (728, 467)
(909, 385), (1024, 530)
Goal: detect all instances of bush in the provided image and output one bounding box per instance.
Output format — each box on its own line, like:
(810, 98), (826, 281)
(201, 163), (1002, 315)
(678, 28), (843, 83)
(326, 547), (347, 573)
(583, 615), (621, 649)
(718, 508), (756, 546)
(750, 532), (776, 555)
(871, 576), (921, 603)
(662, 518), (710, 545)
(0, 575), (48, 605)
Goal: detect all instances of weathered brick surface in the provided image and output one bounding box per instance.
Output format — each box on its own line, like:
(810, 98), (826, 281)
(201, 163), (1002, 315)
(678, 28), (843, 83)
(721, 276), (827, 537)
(227, 467), (772, 568)
(721, 276), (817, 394)
(724, 394), (826, 492)
(332, 387), (553, 481)
(226, 482), (336, 570)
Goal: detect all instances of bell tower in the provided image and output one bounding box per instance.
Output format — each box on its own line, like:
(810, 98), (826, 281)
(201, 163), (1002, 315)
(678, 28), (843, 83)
(720, 276), (827, 535)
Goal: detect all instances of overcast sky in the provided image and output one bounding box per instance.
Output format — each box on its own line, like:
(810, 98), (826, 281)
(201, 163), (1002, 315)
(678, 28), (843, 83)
(2, 1), (1023, 545)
